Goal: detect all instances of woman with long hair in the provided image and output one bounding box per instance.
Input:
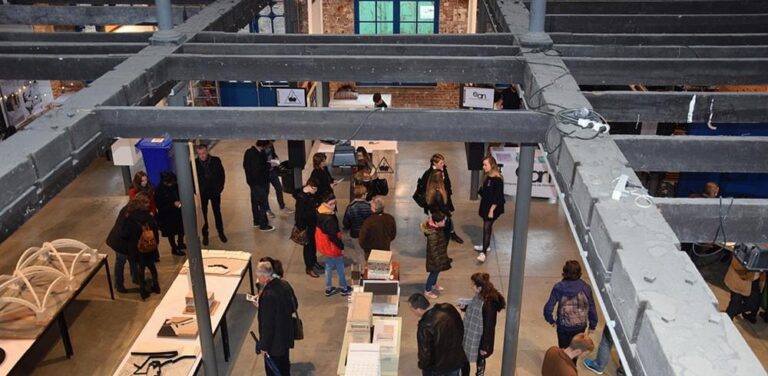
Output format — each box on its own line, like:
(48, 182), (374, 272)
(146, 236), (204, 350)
(425, 170), (451, 217)
(475, 156), (504, 263)
(128, 171), (156, 215)
(461, 272), (506, 376)
(309, 152), (336, 198)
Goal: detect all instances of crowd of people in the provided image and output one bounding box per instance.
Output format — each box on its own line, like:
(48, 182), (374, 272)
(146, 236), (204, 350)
(106, 141), (620, 375)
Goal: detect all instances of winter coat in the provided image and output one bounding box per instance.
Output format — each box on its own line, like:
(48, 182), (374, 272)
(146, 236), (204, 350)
(293, 190), (318, 230)
(243, 146), (269, 187)
(195, 156), (225, 197)
(725, 257), (764, 296)
(421, 221), (452, 273)
(155, 182), (184, 236)
(463, 294), (504, 360)
(310, 166), (334, 198)
(128, 186), (156, 215)
(315, 204), (344, 258)
(359, 213), (397, 253)
(122, 208), (159, 261)
(478, 176), (505, 219)
(419, 166), (455, 214)
(543, 279), (598, 331)
(417, 303), (467, 372)
(342, 199), (372, 238)
(106, 205), (132, 255)
(258, 278), (298, 357)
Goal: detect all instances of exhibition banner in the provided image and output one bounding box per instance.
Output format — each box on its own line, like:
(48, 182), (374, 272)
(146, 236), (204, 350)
(490, 146), (557, 199)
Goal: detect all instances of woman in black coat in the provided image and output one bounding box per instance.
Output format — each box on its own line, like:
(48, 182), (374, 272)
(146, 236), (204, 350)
(121, 193), (161, 299)
(294, 178), (322, 278)
(155, 171), (186, 256)
(475, 156), (505, 263)
(106, 203), (137, 292)
(309, 152), (336, 198)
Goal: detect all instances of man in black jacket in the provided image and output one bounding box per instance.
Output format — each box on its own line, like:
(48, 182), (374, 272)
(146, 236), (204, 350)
(195, 144), (227, 245)
(256, 261), (297, 376)
(415, 153), (464, 244)
(243, 140), (275, 232)
(408, 293), (467, 376)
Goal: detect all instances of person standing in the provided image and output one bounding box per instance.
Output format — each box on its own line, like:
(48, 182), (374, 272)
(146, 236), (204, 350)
(416, 154), (463, 244)
(294, 178), (323, 278)
(315, 193), (352, 297)
(460, 273), (506, 376)
(583, 324), (626, 375)
(256, 261), (297, 376)
(421, 211), (452, 299)
(106, 202), (137, 293)
(264, 140), (293, 217)
(128, 171), (156, 215)
(358, 196), (397, 259)
(724, 255), (764, 323)
(343, 184), (372, 239)
(373, 92), (388, 108)
(122, 193), (160, 300)
(244, 140), (275, 232)
(543, 261), (598, 353)
(408, 293), (467, 376)
(195, 144), (227, 245)
(475, 156), (505, 263)
(542, 333), (595, 376)
(155, 172), (186, 256)
(310, 152), (338, 199)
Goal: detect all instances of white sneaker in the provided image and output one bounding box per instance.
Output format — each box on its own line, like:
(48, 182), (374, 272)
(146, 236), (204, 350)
(474, 245), (493, 252)
(477, 253), (486, 263)
(425, 291), (439, 299)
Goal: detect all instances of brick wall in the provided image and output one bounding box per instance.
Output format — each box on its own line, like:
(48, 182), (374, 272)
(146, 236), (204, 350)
(323, 0), (469, 108)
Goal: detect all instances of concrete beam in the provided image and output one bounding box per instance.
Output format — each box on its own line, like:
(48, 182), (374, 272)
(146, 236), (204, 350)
(0, 42), (146, 54)
(0, 4), (201, 26)
(181, 43), (520, 56)
(655, 198), (768, 243)
(0, 54), (128, 80)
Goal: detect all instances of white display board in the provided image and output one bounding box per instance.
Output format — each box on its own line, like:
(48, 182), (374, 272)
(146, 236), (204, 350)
(276, 88), (307, 107)
(490, 146), (557, 199)
(462, 87), (494, 109)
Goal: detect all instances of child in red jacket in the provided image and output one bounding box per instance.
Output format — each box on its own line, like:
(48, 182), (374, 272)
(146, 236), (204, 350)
(315, 193), (353, 297)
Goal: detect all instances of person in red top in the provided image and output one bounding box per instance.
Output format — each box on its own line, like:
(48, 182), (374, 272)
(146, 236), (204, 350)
(128, 171), (157, 215)
(315, 192), (352, 297)
(542, 333), (594, 376)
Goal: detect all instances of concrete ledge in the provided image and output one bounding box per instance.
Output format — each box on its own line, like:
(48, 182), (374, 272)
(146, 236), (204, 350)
(0, 152), (36, 209)
(0, 186), (38, 240)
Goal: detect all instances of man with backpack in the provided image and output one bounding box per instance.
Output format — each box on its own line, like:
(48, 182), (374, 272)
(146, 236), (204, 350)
(543, 260), (598, 353)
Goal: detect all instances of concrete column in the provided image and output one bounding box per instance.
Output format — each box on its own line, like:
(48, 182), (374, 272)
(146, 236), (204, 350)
(500, 144), (536, 375)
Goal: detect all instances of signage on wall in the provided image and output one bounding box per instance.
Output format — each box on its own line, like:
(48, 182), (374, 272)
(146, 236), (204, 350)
(461, 87), (495, 109)
(490, 146), (556, 198)
(419, 5), (435, 20)
(276, 88), (307, 107)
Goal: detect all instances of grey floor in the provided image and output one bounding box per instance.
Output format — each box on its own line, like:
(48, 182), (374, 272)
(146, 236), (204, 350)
(2, 140), (762, 376)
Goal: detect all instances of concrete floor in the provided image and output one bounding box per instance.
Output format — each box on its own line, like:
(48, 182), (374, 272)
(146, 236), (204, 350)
(2, 140), (762, 375)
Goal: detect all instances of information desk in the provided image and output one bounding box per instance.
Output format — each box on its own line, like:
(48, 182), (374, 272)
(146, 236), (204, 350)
(113, 251), (253, 376)
(315, 140), (398, 195)
(0, 254), (114, 375)
(336, 316), (402, 376)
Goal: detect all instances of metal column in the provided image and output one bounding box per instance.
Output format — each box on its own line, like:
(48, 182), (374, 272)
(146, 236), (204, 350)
(500, 144), (536, 375)
(520, 0), (552, 48)
(153, 0), (174, 31)
(173, 141), (219, 376)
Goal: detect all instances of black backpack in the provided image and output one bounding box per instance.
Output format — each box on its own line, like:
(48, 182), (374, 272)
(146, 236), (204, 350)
(412, 177), (427, 208)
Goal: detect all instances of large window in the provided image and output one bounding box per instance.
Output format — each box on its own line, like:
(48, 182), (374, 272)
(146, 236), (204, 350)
(250, 1), (285, 34)
(355, 0), (439, 34)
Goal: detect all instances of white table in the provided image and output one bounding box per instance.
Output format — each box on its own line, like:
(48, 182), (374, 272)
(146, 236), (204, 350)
(112, 254), (253, 376)
(336, 316), (402, 376)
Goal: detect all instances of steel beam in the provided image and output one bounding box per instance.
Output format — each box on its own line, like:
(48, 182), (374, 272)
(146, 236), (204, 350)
(0, 54), (128, 80)
(191, 31), (516, 44)
(181, 43), (520, 56)
(556, 44), (768, 58)
(655, 198), (768, 243)
(550, 32), (768, 46)
(163, 54), (525, 82)
(564, 57), (768, 85)
(543, 1), (768, 14)
(10, 0), (213, 4)
(95, 107), (552, 142)
(0, 4), (201, 26)
(0, 31), (152, 43)
(613, 135), (768, 173)
(0, 42), (145, 55)
(585, 91), (768, 123)
(546, 14), (768, 34)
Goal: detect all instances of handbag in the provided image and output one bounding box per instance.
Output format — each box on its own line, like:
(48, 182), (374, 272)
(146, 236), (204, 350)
(371, 178), (389, 196)
(292, 310), (304, 340)
(289, 225), (309, 246)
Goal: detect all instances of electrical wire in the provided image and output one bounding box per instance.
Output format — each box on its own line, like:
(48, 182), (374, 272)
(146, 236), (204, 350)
(345, 107), (382, 143)
(690, 196), (734, 258)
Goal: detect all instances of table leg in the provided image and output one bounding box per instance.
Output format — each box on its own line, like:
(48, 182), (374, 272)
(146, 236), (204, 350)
(248, 261), (255, 295)
(104, 258), (115, 300)
(58, 314), (74, 358)
(221, 315), (230, 362)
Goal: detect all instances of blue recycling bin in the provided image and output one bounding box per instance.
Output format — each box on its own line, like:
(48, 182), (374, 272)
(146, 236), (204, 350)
(135, 138), (175, 187)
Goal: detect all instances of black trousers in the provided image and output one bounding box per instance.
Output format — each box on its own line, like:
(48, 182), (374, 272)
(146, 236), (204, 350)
(558, 326), (586, 365)
(201, 194), (225, 236)
(303, 225), (318, 269)
(265, 353), (290, 376)
(138, 253), (159, 291)
(461, 351), (487, 376)
(726, 279), (762, 319)
(249, 184), (269, 229)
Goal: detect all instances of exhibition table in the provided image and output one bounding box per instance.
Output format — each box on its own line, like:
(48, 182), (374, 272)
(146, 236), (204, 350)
(0, 254), (114, 375)
(112, 251), (253, 376)
(336, 316), (402, 376)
